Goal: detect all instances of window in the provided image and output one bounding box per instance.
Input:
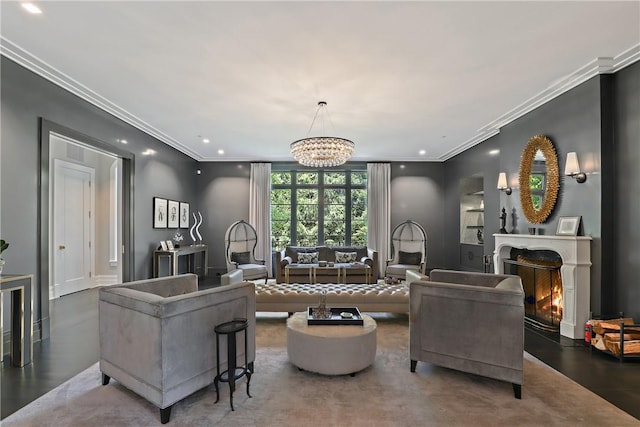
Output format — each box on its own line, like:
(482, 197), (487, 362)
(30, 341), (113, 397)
(271, 167), (367, 250)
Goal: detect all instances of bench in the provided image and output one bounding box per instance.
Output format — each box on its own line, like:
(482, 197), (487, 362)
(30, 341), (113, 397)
(222, 270), (409, 313)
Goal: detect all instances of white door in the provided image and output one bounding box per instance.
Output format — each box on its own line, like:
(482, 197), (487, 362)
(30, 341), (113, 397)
(53, 160), (95, 297)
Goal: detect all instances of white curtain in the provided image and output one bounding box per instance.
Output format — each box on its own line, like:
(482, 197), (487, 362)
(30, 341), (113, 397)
(249, 163), (272, 277)
(367, 163), (391, 278)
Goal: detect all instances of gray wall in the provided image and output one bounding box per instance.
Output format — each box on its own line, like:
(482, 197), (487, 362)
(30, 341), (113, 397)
(390, 162), (446, 270)
(613, 61), (640, 319)
(1, 57), (199, 337)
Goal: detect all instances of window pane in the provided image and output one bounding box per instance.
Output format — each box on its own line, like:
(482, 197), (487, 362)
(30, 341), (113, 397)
(271, 189), (291, 204)
(297, 204), (318, 224)
(297, 188), (318, 204)
(351, 189), (367, 220)
(351, 221), (368, 246)
(324, 171), (345, 185)
(297, 172), (318, 185)
(324, 220), (346, 246)
(324, 188), (345, 204)
(271, 172), (291, 185)
(271, 221), (291, 250)
(351, 171), (367, 185)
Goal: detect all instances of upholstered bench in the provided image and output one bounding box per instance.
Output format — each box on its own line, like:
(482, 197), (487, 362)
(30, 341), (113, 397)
(254, 282), (409, 313)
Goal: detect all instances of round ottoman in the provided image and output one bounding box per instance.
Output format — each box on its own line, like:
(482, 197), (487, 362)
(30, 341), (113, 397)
(286, 312), (377, 376)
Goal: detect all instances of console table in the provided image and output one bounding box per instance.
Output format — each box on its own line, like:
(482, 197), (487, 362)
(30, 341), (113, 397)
(153, 245), (208, 278)
(0, 274), (34, 367)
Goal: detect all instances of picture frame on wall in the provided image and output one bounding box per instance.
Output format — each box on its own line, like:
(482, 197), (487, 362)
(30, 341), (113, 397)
(168, 200), (179, 228)
(180, 202), (190, 229)
(556, 216), (581, 236)
(153, 197), (168, 228)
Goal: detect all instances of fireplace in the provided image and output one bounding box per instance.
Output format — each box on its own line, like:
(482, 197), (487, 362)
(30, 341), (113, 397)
(503, 249), (563, 333)
(493, 234), (591, 339)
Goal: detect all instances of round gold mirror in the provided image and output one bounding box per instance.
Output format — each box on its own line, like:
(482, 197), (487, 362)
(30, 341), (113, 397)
(518, 135), (559, 224)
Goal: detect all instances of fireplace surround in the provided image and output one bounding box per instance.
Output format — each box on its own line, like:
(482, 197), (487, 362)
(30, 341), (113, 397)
(494, 234), (592, 339)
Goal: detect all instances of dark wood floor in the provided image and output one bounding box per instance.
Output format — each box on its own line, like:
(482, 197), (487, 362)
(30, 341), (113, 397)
(2, 284), (640, 420)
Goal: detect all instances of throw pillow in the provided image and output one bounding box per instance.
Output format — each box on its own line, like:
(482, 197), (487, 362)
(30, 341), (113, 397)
(297, 251), (319, 264)
(398, 251), (422, 265)
(231, 251), (251, 265)
(335, 251), (358, 263)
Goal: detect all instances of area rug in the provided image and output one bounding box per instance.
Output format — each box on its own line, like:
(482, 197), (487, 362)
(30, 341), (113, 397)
(3, 313), (637, 427)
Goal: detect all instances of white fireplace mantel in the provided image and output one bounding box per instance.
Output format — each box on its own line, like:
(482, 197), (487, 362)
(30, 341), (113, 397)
(493, 233), (592, 339)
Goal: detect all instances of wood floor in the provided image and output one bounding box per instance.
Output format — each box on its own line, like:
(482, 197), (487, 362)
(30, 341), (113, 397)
(2, 285), (640, 421)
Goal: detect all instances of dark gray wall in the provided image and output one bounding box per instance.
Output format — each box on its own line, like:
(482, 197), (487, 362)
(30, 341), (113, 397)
(613, 61), (640, 320)
(196, 162), (252, 276)
(390, 162), (447, 270)
(1, 57), (199, 337)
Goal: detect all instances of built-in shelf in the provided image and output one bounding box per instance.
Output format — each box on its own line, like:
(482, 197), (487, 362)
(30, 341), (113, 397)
(466, 225), (484, 229)
(468, 191), (484, 196)
(467, 208), (484, 212)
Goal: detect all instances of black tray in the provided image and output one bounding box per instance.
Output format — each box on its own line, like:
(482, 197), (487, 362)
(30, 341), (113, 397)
(307, 307), (363, 326)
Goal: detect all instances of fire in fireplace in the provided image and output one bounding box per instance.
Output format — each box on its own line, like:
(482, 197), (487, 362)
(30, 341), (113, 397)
(504, 249), (563, 332)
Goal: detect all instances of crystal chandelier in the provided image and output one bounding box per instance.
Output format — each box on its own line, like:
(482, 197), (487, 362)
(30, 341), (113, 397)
(290, 101), (354, 167)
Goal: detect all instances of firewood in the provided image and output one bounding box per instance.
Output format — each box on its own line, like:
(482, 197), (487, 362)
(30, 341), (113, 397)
(622, 340), (640, 355)
(603, 332), (640, 342)
(591, 318), (635, 335)
(591, 334), (607, 351)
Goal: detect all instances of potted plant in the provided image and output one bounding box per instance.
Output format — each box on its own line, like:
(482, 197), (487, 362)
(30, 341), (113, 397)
(0, 239), (8, 274)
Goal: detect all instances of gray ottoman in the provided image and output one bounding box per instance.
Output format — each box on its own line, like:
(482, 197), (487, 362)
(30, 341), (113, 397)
(286, 312), (377, 376)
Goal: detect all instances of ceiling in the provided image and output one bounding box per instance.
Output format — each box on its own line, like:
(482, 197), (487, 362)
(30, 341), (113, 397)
(1, 1), (638, 162)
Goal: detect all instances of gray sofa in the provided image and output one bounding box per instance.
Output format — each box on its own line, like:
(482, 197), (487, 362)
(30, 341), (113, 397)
(99, 274), (256, 423)
(275, 245), (379, 283)
(408, 269), (524, 398)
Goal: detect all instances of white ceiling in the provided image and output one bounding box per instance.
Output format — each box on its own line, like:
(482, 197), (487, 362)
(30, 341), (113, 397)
(1, 1), (639, 162)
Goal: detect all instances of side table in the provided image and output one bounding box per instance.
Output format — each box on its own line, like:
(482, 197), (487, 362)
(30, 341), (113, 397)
(214, 318), (252, 411)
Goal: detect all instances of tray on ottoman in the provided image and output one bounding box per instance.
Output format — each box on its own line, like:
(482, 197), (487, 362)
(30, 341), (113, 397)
(307, 306), (363, 326)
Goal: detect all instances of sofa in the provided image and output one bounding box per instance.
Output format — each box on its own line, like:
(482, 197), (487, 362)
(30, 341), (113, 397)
(407, 269), (524, 398)
(99, 274), (256, 423)
(275, 245), (378, 284)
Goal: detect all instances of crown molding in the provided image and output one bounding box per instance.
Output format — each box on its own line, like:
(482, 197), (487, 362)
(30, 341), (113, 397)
(440, 43), (640, 161)
(2, 36), (638, 163)
(0, 37), (204, 161)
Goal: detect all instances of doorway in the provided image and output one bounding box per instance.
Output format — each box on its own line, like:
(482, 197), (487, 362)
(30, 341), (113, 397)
(39, 119), (134, 340)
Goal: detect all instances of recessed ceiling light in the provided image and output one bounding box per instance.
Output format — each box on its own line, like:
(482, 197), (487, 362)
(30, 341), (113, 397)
(117, 139), (128, 144)
(202, 138), (210, 144)
(218, 149), (225, 155)
(400, 164), (406, 169)
(489, 149), (500, 156)
(142, 149), (156, 156)
(21, 2), (42, 14)
(419, 150), (426, 156)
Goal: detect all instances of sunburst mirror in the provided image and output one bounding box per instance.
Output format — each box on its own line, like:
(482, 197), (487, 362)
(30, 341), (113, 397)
(518, 135), (560, 224)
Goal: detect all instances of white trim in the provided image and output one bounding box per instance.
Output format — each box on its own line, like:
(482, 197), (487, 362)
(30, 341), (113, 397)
(93, 274), (119, 287)
(2, 36), (638, 162)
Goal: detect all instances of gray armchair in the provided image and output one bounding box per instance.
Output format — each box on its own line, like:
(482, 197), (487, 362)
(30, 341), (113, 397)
(408, 269), (524, 398)
(386, 220), (427, 279)
(99, 274), (256, 423)
(225, 220), (268, 283)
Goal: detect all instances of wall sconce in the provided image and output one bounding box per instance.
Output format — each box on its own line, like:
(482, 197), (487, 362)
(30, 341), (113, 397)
(564, 152), (587, 183)
(497, 172), (512, 195)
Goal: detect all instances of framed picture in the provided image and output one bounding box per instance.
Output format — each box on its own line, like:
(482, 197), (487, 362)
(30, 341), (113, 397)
(168, 200), (179, 228)
(166, 240), (175, 250)
(180, 202), (190, 228)
(556, 216), (581, 236)
(153, 197), (168, 228)
(160, 240), (168, 251)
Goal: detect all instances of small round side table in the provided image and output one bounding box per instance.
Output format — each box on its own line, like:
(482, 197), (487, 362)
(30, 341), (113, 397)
(214, 318), (252, 411)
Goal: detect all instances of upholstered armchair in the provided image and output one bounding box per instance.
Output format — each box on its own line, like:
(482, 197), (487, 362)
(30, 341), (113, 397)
(225, 220), (268, 283)
(385, 220), (427, 279)
(408, 269), (524, 398)
(99, 274), (256, 423)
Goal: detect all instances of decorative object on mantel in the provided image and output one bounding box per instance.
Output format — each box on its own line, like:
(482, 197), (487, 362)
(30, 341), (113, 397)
(518, 135), (560, 224)
(497, 172), (512, 195)
(476, 229), (484, 244)
(290, 101), (354, 167)
(172, 232), (184, 248)
(556, 216), (581, 236)
(499, 207), (508, 234)
(564, 152), (587, 183)
(0, 239), (9, 274)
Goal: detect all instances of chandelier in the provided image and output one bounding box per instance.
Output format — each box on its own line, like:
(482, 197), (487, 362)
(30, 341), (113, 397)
(290, 101), (354, 167)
